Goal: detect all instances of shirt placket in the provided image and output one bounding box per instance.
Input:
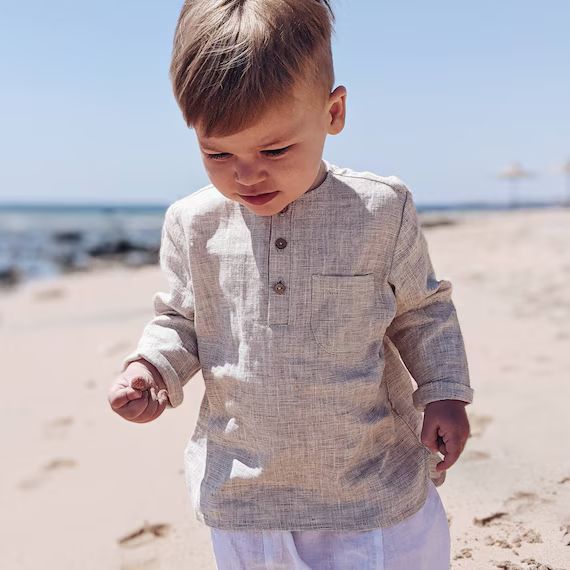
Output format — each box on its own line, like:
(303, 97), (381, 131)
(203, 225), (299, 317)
(267, 203), (292, 325)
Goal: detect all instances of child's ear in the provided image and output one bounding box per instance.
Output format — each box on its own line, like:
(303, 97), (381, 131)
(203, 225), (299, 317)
(327, 85), (347, 135)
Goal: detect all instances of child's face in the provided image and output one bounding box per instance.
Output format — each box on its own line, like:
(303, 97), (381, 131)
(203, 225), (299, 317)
(195, 81), (347, 216)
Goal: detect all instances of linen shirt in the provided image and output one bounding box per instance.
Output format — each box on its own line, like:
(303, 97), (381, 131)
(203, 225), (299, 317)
(121, 160), (474, 531)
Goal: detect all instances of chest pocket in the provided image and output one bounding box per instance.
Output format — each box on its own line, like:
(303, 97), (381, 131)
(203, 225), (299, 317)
(310, 274), (376, 354)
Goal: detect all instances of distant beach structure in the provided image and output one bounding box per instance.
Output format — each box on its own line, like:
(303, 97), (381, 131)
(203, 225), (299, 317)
(561, 158), (570, 206)
(498, 162), (535, 209)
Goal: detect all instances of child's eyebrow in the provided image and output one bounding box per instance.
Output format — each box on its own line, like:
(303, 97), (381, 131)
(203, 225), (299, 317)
(200, 136), (295, 154)
(199, 127), (299, 152)
(258, 135), (294, 148)
(257, 125), (302, 148)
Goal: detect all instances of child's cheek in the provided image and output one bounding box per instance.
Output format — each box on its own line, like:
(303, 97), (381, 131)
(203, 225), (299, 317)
(203, 160), (228, 187)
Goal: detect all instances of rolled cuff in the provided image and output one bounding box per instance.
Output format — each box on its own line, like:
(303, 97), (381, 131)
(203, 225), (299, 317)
(412, 380), (474, 412)
(121, 348), (185, 408)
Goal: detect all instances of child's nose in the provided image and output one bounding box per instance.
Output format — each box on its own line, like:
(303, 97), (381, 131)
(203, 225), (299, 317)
(234, 162), (267, 188)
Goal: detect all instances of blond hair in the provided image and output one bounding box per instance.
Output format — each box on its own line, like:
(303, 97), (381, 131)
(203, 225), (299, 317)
(169, 0), (335, 137)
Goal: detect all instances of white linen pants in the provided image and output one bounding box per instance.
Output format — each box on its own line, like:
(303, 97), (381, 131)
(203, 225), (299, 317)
(209, 481), (450, 569)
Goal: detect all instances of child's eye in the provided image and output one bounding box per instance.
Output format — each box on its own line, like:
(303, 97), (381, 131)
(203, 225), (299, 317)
(206, 152), (232, 161)
(262, 145), (292, 157)
(204, 146), (292, 161)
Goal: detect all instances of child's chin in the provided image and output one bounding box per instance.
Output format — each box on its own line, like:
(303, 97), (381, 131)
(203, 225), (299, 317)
(245, 206), (277, 217)
(240, 200), (286, 216)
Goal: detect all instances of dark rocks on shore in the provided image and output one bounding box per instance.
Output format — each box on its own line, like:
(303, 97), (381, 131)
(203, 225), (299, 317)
(0, 236), (160, 292)
(418, 214), (458, 228)
(86, 239), (159, 267)
(86, 238), (158, 258)
(53, 230), (83, 243)
(0, 266), (21, 288)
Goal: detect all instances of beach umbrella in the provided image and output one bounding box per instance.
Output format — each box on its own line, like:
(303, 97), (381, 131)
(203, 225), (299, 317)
(498, 162), (534, 209)
(561, 159), (570, 207)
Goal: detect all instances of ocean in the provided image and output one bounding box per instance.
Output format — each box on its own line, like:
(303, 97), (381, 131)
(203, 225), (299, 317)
(0, 204), (166, 287)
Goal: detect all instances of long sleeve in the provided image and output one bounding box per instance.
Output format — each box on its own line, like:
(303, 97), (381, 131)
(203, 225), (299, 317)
(120, 202), (201, 408)
(385, 185), (474, 411)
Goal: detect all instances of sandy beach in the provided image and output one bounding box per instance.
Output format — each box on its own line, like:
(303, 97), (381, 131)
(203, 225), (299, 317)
(2, 207), (569, 570)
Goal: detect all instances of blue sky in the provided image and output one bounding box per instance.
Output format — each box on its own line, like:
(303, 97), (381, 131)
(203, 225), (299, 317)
(1, 1), (568, 206)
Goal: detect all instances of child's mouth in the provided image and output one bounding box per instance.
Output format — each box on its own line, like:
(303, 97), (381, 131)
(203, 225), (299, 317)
(239, 191), (279, 205)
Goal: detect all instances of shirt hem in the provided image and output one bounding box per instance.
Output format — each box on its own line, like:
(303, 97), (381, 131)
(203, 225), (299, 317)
(195, 475), (431, 532)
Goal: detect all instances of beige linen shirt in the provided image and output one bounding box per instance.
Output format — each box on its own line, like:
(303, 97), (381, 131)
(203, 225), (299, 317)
(121, 161), (474, 531)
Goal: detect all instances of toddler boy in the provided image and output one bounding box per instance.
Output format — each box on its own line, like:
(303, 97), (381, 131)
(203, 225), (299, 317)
(108, 1), (473, 567)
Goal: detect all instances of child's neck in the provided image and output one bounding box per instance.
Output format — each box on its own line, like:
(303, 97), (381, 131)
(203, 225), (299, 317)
(306, 160), (327, 194)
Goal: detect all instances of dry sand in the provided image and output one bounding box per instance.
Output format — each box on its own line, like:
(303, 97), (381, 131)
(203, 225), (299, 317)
(2, 207), (569, 569)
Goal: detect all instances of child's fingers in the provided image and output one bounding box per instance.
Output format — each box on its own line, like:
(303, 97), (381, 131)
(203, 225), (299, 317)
(109, 374), (168, 422)
(420, 421), (440, 453)
(119, 390), (151, 421)
(435, 437), (462, 472)
(131, 376), (152, 391)
(129, 391), (167, 423)
(108, 384), (145, 410)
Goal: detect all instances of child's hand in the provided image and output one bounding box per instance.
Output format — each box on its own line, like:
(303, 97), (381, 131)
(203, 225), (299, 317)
(421, 400), (470, 472)
(107, 359), (170, 423)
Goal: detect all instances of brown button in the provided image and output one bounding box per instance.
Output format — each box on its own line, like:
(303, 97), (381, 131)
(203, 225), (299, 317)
(273, 281), (286, 294)
(278, 205), (289, 216)
(275, 238), (287, 249)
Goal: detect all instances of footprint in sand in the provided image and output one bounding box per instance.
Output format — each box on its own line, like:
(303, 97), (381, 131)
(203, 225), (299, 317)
(485, 524), (546, 562)
(43, 458), (77, 471)
(468, 413), (493, 438)
(494, 560), (522, 569)
(118, 521), (171, 549)
(511, 529), (542, 547)
(494, 561), (561, 570)
(17, 476), (43, 491)
(521, 558), (562, 570)
(474, 512), (509, 527)
(485, 535), (514, 550)
(45, 416), (74, 439)
(504, 491), (553, 515)
(453, 547), (473, 560)
(16, 457), (77, 491)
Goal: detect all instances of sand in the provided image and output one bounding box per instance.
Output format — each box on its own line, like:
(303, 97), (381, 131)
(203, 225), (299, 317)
(2, 207), (569, 569)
